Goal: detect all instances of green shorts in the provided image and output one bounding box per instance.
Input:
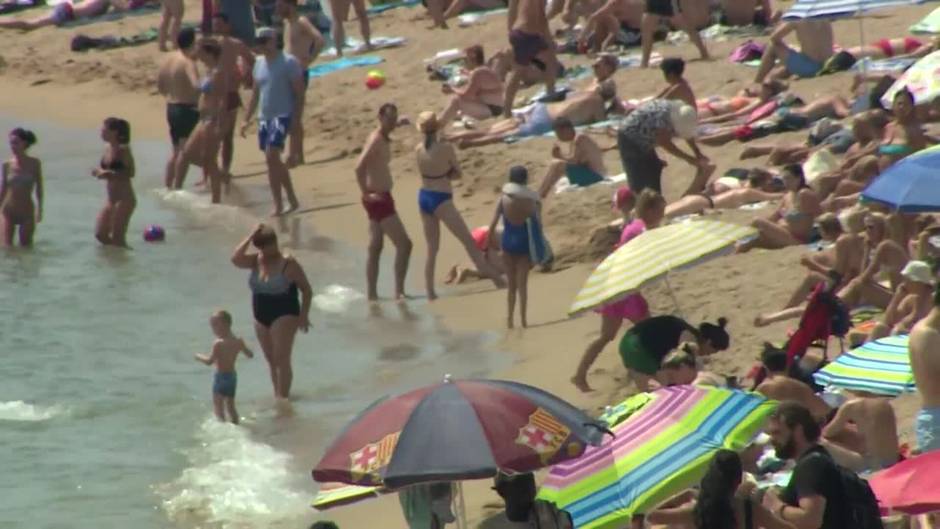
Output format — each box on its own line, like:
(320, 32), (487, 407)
(619, 332), (660, 375)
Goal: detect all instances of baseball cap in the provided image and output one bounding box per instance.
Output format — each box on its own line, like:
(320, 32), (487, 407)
(256, 27), (276, 40)
(614, 187), (635, 210)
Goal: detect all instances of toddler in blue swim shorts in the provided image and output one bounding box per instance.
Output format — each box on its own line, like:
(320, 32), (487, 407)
(195, 310), (254, 424)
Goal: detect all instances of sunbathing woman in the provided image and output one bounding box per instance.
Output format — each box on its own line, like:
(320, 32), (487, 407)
(845, 37), (923, 60)
(665, 168), (783, 219)
(414, 111), (504, 300)
(0, 0), (137, 30)
(838, 211), (910, 309)
(697, 80), (787, 123)
(736, 164), (821, 253)
(438, 45), (506, 128)
(878, 87), (930, 170)
(699, 94), (852, 147)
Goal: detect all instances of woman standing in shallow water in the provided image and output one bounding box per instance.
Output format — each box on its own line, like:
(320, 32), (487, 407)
(1, 128), (43, 247)
(231, 224), (312, 400)
(93, 117), (136, 248)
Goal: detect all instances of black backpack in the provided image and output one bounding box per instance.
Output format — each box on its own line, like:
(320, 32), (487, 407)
(825, 293), (852, 338)
(836, 465), (884, 529)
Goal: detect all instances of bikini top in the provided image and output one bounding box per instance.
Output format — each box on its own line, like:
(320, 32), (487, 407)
(249, 260), (295, 295)
(100, 155), (125, 172)
(422, 166), (456, 180)
(5, 166), (35, 189)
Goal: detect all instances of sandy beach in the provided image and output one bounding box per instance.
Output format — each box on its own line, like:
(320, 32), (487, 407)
(1, 0), (936, 526)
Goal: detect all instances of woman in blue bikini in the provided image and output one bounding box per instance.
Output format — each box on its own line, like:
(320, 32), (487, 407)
(415, 111), (504, 300)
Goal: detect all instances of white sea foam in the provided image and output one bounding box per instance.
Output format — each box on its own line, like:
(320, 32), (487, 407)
(151, 188), (248, 227)
(158, 419), (308, 529)
(0, 400), (66, 422)
(314, 284), (365, 313)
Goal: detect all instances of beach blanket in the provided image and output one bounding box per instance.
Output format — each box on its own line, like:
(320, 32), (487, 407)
(322, 36), (405, 57)
(70, 27), (161, 51)
(880, 50), (940, 107)
(0, 0), (42, 15)
(851, 57), (917, 73)
(61, 1), (159, 28)
(457, 7), (507, 26)
(910, 6), (940, 34)
(366, 0), (419, 14)
(618, 52), (662, 68)
(504, 116), (622, 143)
(554, 173), (626, 194)
(308, 55), (384, 78)
(668, 23), (767, 44)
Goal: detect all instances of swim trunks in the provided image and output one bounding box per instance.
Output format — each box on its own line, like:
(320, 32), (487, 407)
(517, 103), (553, 137)
(509, 29), (548, 68)
(565, 164), (605, 187)
(52, 1), (74, 25)
(258, 115), (291, 151)
(645, 0), (678, 17)
(362, 191), (397, 223)
(166, 103), (200, 147)
(917, 407), (940, 453)
(785, 49), (824, 78)
(226, 91), (242, 111)
(213, 371), (237, 397)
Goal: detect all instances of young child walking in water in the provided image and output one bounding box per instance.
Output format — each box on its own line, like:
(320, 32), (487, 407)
(195, 310), (254, 424)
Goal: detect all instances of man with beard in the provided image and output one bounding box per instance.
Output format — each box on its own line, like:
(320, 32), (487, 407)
(762, 401), (846, 529)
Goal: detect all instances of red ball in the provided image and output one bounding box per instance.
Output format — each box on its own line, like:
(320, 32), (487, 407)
(365, 77), (383, 90)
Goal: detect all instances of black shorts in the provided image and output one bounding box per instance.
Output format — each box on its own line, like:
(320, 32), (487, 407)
(166, 103), (200, 147)
(617, 133), (664, 194)
(645, 0), (679, 17)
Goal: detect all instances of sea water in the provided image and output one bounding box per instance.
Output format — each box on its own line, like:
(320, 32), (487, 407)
(0, 117), (502, 529)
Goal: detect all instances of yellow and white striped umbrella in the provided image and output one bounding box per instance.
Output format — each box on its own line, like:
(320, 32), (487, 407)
(569, 219), (756, 316)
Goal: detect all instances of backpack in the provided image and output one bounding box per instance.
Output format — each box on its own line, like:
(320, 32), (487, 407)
(822, 291), (851, 339)
(531, 500), (573, 529)
(836, 465), (884, 529)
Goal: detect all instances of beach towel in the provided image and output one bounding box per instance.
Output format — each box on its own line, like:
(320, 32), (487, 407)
(851, 57), (916, 73)
(367, 0), (420, 14)
(0, 0), (43, 15)
(526, 211), (552, 266)
(730, 40), (765, 62)
(308, 55), (384, 79)
(668, 23), (767, 44)
(61, 1), (159, 28)
(457, 6), (507, 26)
(554, 173), (627, 194)
(910, 6), (940, 34)
(323, 36), (406, 57)
(70, 27), (162, 51)
(880, 50), (940, 107)
(618, 52), (662, 68)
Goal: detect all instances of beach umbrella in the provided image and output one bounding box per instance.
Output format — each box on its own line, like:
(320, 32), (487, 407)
(568, 219), (756, 316)
(812, 334), (916, 396)
(312, 376), (609, 489)
(312, 482), (385, 511)
(869, 450), (940, 514)
(782, 0), (921, 20)
(879, 50), (940, 107)
(861, 145), (940, 212)
(537, 386), (776, 529)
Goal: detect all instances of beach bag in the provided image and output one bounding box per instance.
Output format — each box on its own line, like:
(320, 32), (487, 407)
(832, 460), (885, 529)
(730, 40), (765, 63)
(526, 213), (553, 267)
(532, 500), (573, 529)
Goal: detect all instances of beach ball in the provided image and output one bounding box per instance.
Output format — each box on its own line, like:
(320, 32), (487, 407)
(365, 69), (386, 90)
(143, 224), (165, 242)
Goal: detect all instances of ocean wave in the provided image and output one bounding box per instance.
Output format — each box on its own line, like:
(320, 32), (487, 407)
(157, 418), (309, 529)
(314, 284), (365, 313)
(0, 400), (66, 422)
(151, 189), (248, 227)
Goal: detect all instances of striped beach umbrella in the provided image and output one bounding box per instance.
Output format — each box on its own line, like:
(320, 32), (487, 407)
(782, 0), (921, 20)
(568, 220), (756, 316)
(812, 334), (915, 396)
(538, 386), (776, 529)
(312, 482), (384, 511)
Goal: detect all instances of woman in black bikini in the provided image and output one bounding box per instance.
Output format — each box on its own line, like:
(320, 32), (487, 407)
(231, 224), (312, 400)
(93, 118), (135, 248)
(1, 128), (43, 247)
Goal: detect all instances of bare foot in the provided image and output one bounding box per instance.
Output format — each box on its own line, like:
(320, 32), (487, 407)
(571, 375), (594, 393)
(443, 266), (458, 284)
(428, 291), (438, 301)
(507, 318), (514, 329)
(286, 155), (303, 168)
(521, 318), (528, 328)
(270, 208), (285, 217)
(492, 276), (507, 289)
(283, 200), (300, 215)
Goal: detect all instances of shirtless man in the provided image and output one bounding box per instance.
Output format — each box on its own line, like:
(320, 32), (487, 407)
(328, 0), (371, 58)
(157, 27), (201, 190)
(910, 285), (940, 455)
(577, 0), (643, 52)
(756, 345), (832, 423)
(0, 0), (129, 30)
(867, 260), (935, 341)
(538, 117), (607, 198)
(278, 0), (325, 167)
(452, 80), (617, 148)
(504, 0), (559, 117)
(720, 0), (774, 27)
(822, 393), (901, 471)
(356, 103), (413, 301)
(213, 13), (255, 181)
(755, 19), (834, 83)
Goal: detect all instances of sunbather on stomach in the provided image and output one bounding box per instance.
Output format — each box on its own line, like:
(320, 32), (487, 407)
(697, 80), (787, 123)
(736, 164), (821, 253)
(0, 0), (136, 30)
(665, 167), (782, 219)
(445, 80), (618, 149)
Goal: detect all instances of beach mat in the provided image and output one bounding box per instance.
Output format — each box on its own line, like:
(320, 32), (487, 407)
(668, 23), (767, 44)
(308, 55), (384, 79)
(554, 172), (626, 194)
(366, 0), (419, 14)
(851, 57), (917, 73)
(61, 2), (160, 28)
(322, 36), (405, 57)
(910, 6), (940, 34)
(457, 7), (507, 26)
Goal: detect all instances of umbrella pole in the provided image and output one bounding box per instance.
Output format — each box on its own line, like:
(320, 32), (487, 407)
(455, 482), (467, 529)
(664, 272), (684, 318)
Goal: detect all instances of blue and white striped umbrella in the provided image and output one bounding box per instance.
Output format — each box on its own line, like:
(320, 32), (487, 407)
(783, 0), (921, 20)
(812, 335), (916, 396)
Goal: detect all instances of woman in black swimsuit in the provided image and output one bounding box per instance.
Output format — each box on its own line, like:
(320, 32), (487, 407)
(231, 224), (313, 400)
(93, 118), (136, 247)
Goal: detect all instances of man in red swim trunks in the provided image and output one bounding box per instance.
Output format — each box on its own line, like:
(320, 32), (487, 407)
(355, 103), (413, 301)
(503, 0), (560, 117)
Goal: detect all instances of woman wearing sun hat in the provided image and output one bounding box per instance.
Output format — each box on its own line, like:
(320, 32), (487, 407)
(414, 110), (505, 300)
(616, 99), (711, 195)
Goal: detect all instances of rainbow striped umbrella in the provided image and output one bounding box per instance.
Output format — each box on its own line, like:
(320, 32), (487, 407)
(569, 220), (756, 316)
(812, 334), (915, 396)
(537, 386), (776, 529)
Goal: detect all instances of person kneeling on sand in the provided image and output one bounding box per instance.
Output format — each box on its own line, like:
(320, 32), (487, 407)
(537, 117), (608, 198)
(443, 226), (506, 285)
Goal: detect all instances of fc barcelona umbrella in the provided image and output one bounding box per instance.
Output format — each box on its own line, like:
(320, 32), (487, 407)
(312, 376), (610, 489)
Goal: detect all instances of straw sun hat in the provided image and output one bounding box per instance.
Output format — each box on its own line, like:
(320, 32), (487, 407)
(668, 101), (698, 140)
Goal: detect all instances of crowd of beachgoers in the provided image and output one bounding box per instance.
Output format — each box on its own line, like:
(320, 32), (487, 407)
(4, 0), (940, 526)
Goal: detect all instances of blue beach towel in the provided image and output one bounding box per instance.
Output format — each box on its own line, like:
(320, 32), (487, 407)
(308, 55), (383, 79)
(367, 0), (420, 14)
(526, 212), (552, 266)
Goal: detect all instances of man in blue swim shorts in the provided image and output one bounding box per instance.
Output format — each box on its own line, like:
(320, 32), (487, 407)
(536, 116), (607, 198)
(242, 26), (303, 216)
(754, 19), (834, 82)
(909, 286), (940, 454)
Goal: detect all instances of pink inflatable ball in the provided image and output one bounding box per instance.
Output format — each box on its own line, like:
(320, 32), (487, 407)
(143, 224), (165, 242)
